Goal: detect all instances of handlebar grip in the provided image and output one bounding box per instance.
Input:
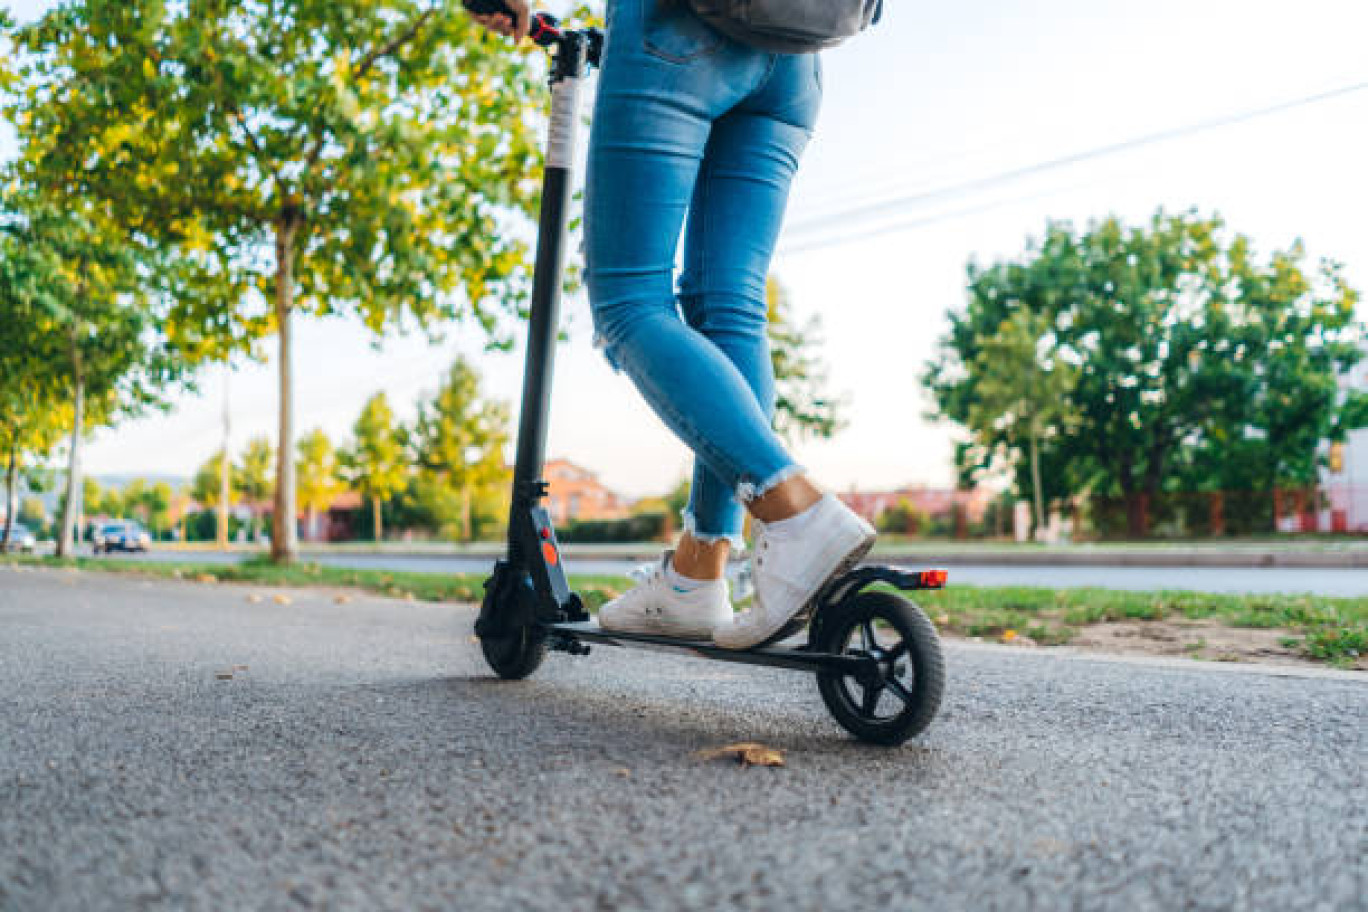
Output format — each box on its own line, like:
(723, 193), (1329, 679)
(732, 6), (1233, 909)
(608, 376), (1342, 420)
(464, 2), (564, 47)
(462, 0), (516, 15)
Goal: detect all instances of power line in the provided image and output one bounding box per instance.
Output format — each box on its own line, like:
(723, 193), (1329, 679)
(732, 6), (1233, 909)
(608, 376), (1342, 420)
(776, 170), (1129, 256)
(781, 78), (1368, 245)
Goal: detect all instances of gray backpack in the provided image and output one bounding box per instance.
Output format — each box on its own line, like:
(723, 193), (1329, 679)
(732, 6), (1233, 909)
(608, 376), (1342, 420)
(684, 0), (884, 53)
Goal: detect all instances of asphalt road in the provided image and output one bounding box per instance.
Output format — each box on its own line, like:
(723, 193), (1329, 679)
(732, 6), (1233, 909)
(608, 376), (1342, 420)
(2, 565), (1364, 911)
(91, 547), (1368, 596)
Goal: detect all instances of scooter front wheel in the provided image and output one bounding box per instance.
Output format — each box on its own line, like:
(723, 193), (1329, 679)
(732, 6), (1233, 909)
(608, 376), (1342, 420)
(814, 590), (945, 745)
(480, 623), (547, 680)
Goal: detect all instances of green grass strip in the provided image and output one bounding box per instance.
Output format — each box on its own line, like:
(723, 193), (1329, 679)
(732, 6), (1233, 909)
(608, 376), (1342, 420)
(7, 556), (1365, 667)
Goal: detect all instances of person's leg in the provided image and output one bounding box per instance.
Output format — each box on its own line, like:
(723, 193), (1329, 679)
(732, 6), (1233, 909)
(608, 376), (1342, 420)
(676, 56), (825, 555)
(585, 8), (805, 542)
(685, 52), (877, 648)
(587, 0), (770, 630)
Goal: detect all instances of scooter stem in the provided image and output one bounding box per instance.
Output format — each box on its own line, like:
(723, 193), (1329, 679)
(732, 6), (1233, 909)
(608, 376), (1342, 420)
(509, 21), (597, 522)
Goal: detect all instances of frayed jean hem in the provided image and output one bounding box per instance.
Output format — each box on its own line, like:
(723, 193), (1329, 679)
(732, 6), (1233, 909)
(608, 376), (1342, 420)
(680, 507), (746, 552)
(735, 463), (806, 505)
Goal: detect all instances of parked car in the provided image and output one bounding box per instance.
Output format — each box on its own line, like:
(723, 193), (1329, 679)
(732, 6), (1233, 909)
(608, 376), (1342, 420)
(93, 521), (151, 554)
(2, 522), (37, 553)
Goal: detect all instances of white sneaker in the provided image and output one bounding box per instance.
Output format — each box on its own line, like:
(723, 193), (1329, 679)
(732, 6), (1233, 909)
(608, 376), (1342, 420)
(713, 494), (876, 650)
(598, 549), (733, 640)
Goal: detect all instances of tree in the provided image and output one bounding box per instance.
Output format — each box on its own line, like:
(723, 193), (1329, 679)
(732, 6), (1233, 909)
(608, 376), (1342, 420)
(10, 1), (550, 562)
(339, 393), (407, 541)
(18, 495), (46, 534)
(192, 450), (232, 514)
(0, 183), (183, 557)
(141, 481), (174, 539)
(877, 498), (931, 537)
(1184, 240), (1367, 530)
(98, 485), (125, 520)
(926, 210), (1365, 538)
(965, 310), (1077, 537)
(766, 276), (848, 443)
(296, 429), (343, 542)
(234, 436), (275, 542)
(0, 373), (65, 550)
(410, 357), (510, 541)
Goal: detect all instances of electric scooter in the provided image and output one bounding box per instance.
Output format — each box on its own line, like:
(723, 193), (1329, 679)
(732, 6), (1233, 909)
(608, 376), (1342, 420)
(464, 1), (946, 745)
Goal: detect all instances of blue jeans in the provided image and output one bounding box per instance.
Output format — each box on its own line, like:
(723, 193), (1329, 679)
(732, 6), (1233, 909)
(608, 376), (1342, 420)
(584, 0), (823, 551)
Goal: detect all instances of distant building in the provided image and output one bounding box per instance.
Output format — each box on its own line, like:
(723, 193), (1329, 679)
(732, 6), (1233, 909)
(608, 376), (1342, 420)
(838, 485), (992, 529)
(1322, 346), (1368, 532)
(544, 459), (630, 525)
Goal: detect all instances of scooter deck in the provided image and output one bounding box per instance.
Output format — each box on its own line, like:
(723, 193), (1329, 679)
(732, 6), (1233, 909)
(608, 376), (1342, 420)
(545, 621), (875, 676)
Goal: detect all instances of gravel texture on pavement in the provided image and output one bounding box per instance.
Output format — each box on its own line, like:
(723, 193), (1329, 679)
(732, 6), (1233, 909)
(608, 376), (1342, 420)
(1, 565), (1364, 911)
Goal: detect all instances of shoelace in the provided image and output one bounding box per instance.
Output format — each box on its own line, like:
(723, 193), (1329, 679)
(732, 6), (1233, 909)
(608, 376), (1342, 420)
(627, 559), (664, 586)
(619, 559), (668, 619)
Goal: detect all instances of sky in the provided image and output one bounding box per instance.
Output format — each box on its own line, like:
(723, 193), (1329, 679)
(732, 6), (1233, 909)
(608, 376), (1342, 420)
(4, 0), (1367, 499)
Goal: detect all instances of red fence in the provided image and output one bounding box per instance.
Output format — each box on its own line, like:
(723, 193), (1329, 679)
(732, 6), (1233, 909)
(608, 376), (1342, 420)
(1083, 486), (1368, 539)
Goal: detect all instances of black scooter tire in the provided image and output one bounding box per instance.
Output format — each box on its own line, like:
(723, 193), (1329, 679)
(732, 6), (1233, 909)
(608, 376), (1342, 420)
(814, 590), (944, 746)
(480, 625), (547, 680)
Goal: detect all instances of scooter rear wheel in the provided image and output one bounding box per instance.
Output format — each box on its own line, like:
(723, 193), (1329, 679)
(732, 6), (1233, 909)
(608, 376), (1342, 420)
(814, 590), (944, 745)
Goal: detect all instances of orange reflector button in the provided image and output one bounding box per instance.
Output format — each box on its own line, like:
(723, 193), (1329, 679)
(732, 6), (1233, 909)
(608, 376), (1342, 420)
(541, 541), (559, 566)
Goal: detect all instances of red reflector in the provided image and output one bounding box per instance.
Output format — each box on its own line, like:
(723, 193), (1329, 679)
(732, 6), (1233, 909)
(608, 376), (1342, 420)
(539, 527), (550, 539)
(920, 569), (948, 588)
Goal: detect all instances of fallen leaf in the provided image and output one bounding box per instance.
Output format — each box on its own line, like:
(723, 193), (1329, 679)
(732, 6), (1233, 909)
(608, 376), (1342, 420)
(694, 742), (786, 768)
(467, 635), (481, 645)
(215, 671), (234, 680)
(333, 594), (352, 605)
(935, 614), (950, 626)
(196, 574), (217, 584)
(613, 767), (631, 778)
(246, 594), (263, 604)
(273, 594), (292, 606)
(1001, 629), (1018, 643)
(233, 664), (249, 672)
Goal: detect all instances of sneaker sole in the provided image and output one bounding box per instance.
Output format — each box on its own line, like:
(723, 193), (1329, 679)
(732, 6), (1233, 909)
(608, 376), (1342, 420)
(601, 605), (731, 641)
(720, 528), (877, 650)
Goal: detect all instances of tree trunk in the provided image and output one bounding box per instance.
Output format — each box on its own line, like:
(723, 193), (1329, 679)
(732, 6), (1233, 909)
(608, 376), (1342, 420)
(271, 216), (300, 563)
(57, 345), (85, 559)
(2, 433), (17, 551)
(1029, 431), (1045, 540)
(372, 495), (383, 543)
(461, 485), (471, 542)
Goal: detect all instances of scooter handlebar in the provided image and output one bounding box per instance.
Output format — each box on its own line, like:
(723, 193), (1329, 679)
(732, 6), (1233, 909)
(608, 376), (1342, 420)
(461, 0), (563, 47)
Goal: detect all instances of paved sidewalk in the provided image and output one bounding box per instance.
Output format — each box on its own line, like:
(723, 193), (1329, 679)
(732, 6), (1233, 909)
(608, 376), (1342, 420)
(2, 566), (1364, 910)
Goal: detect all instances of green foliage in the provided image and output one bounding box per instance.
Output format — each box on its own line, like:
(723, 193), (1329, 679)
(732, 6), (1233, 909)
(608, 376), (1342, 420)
(192, 448), (231, 510)
(338, 392), (407, 540)
(407, 356), (511, 540)
(235, 437), (275, 506)
(232, 435), (273, 539)
(559, 512), (667, 543)
(0, 178), (188, 555)
(926, 210), (1365, 538)
(876, 498), (932, 537)
(8, 0), (548, 343)
(7, 0), (552, 559)
(295, 428), (343, 529)
(965, 309), (1078, 535)
(18, 496), (47, 529)
(98, 485), (124, 519)
(766, 275), (848, 443)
